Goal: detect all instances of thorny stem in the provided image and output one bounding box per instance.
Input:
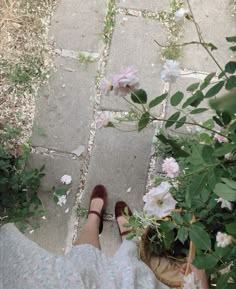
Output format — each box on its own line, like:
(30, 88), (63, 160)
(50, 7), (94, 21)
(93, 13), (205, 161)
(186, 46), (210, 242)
(186, 0), (228, 78)
(150, 115), (229, 140)
(155, 39), (202, 48)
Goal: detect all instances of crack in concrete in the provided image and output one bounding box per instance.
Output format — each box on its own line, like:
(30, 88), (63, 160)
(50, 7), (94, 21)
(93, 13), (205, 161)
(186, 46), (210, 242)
(32, 146), (81, 160)
(55, 48), (100, 61)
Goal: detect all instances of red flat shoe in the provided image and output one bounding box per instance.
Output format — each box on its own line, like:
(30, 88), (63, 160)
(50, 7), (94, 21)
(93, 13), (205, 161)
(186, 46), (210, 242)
(88, 185), (107, 234)
(115, 201), (133, 237)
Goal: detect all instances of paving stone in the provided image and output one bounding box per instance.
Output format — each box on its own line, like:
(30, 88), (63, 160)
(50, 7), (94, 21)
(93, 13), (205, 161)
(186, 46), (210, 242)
(100, 221), (121, 256)
(81, 126), (155, 214)
(25, 153), (80, 254)
(182, 0), (236, 72)
(51, 0), (106, 51)
(32, 56), (95, 152)
(117, 0), (170, 11)
(100, 15), (166, 113)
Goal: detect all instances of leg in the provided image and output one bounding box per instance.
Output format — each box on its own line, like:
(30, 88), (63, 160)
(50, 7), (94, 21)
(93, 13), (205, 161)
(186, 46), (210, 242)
(115, 201), (133, 240)
(117, 215), (132, 241)
(74, 198), (103, 250)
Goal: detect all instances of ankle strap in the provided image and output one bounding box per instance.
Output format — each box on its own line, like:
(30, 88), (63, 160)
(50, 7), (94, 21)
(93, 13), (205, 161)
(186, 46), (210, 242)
(121, 230), (132, 237)
(88, 210), (101, 218)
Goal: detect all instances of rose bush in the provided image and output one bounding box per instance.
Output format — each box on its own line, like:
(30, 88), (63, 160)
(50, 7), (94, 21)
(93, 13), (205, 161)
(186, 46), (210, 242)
(100, 3), (236, 288)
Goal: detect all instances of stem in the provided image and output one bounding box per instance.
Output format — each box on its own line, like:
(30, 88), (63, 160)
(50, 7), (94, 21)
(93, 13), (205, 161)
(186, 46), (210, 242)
(186, 0), (228, 78)
(181, 164), (217, 178)
(122, 96), (143, 113)
(151, 115), (229, 140)
(155, 39), (202, 47)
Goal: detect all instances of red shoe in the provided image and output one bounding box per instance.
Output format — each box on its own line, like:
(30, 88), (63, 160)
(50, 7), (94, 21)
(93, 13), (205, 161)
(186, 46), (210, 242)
(115, 201), (133, 237)
(88, 185), (107, 234)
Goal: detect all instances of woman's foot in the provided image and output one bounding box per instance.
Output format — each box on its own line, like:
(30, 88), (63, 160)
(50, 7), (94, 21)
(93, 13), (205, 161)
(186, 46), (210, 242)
(115, 201), (133, 240)
(88, 185), (107, 234)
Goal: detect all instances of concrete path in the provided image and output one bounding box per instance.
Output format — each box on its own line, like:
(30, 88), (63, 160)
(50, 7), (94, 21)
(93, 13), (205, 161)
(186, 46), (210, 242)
(27, 0), (235, 255)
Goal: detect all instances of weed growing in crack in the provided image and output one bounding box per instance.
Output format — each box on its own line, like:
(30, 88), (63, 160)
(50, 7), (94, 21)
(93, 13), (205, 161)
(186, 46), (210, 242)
(103, 0), (116, 45)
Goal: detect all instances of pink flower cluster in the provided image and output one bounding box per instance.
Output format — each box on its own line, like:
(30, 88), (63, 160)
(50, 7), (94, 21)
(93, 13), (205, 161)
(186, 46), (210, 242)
(162, 157), (180, 178)
(101, 67), (139, 97)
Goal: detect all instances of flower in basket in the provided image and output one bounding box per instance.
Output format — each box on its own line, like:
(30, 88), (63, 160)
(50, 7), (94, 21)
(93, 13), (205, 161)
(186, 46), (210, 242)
(143, 182), (177, 219)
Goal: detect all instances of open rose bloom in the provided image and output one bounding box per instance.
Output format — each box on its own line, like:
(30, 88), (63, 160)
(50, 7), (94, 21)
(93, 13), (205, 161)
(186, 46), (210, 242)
(143, 182), (177, 219)
(101, 67), (139, 97)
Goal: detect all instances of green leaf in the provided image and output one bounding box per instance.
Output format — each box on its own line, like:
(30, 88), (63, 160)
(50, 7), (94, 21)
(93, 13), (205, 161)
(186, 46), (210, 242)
(230, 45), (236, 51)
(221, 178), (236, 189)
(131, 89), (147, 104)
(199, 132), (212, 144)
(202, 145), (216, 164)
(160, 220), (176, 232)
(175, 116), (186, 129)
(170, 91), (184, 106)
(182, 91), (204, 108)
(202, 119), (214, 129)
(229, 121), (236, 132)
(226, 223), (236, 237)
(165, 112), (180, 128)
(156, 134), (189, 157)
(171, 212), (183, 225)
(207, 169), (218, 190)
(149, 93), (168, 108)
(54, 187), (68, 196)
(222, 112), (231, 125)
(216, 273), (230, 289)
(213, 116), (224, 127)
(190, 108), (208, 114)
(177, 227), (189, 244)
(53, 195), (59, 204)
(205, 81), (225, 98)
(225, 75), (236, 90)
(208, 43), (217, 51)
(186, 82), (200, 92)
(125, 231), (136, 240)
(200, 73), (216, 90)
(226, 36), (236, 42)
(192, 254), (218, 269)
(225, 61), (236, 74)
(213, 143), (235, 157)
(214, 183), (236, 201)
(189, 224), (211, 250)
(163, 230), (175, 250)
(205, 72), (216, 83)
(138, 112), (150, 132)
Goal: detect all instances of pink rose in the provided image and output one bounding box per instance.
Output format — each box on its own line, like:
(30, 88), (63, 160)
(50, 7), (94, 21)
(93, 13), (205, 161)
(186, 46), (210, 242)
(95, 111), (112, 129)
(112, 67), (139, 96)
(214, 133), (228, 143)
(162, 157), (180, 178)
(101, 79), (112, 96)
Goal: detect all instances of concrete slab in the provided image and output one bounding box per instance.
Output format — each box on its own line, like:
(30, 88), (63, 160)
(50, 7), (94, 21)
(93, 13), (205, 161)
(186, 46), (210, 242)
(117, 0), (170, 11)
(25, 153), (80, 255)
(81, 126), (155, 214)
(100, 221), (121, 256)
(32, 56), (95, 152)
(100, 15), (166, 113)
(51, 0), (106, 51)
(182, 0), (236, 72)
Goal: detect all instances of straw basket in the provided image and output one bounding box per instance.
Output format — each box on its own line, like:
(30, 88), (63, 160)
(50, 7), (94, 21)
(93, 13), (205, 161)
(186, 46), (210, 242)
(140, 212), (195, 289)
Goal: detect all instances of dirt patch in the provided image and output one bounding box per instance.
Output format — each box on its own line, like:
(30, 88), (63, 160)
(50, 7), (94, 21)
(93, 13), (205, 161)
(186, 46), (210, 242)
(0, 0), (57, 145)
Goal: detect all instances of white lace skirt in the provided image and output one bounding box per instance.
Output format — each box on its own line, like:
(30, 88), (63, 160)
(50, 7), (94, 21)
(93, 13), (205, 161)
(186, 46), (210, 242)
(0, 223), (172, 289)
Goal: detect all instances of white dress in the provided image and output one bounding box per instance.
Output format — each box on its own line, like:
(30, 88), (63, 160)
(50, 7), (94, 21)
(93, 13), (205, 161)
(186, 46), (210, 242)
(0, 224), (172, 289)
